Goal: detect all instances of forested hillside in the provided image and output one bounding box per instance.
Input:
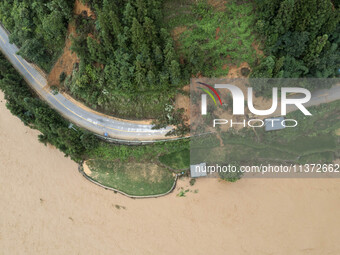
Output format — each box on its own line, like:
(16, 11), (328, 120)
(0, 0), (74, 71)
(252, 0), (340, 92)
(63, 0), (185, 119)
(0, 0), (339, 120)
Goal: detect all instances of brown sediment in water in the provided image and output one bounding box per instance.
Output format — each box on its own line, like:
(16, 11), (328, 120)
(0, 91), (340, 254)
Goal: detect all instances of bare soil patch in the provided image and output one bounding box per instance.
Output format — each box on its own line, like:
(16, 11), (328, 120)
(215, 27), (221, 40)
(74, 0), (95, 16)
(171, 26), (187, 42)
(227, 62), (251, 78)
(252, 41), (264, 56)
(174, 85), (190, 124)
(47, 0), (94, 89)
(336, 129), (340, 136)
(47, 24), (78, 88)
(171, 26), (188, 64)
(83, 162), (92, 175)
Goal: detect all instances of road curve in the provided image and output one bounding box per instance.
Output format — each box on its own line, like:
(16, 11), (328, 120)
(1, 25), (339, 141)
(0, 25), (174, 141)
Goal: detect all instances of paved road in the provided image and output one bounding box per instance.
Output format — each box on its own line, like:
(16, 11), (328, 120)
(278, 83), (340, 115)
(0, 25), (173, 141)
(1, 25), (339, 141)
(289, 85), (340, 109)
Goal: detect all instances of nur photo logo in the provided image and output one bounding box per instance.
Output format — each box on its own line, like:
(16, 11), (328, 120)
(196, 79), (313, 129)
(200, 83), (312, 116)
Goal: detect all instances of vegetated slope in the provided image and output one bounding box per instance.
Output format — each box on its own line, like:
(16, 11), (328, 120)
(252, 0), (340, 93)
(0, 0), (74, 71)
(163, 0), (261, 77)
(63, 0), (186, 120)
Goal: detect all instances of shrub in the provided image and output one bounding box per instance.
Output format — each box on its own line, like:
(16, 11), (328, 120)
(218, 164), (243, 182)
(189, 178), (196, 186)
(59, 72), (67, 83)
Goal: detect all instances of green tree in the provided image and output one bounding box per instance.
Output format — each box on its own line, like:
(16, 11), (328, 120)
(254, 0), (340, 82)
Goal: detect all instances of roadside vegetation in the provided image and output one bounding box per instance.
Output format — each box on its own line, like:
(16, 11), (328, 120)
(0, 0), (74, 71)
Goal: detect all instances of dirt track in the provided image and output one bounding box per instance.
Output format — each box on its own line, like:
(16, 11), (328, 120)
(1, 91), (340, 255)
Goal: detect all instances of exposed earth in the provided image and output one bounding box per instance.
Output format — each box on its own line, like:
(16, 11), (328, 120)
(47, 0), (94, 89)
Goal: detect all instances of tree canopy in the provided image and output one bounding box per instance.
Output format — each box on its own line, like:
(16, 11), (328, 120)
(64, 0), (184, 119)
(0, 0), (74, 71)
(252, 0), (340, 90)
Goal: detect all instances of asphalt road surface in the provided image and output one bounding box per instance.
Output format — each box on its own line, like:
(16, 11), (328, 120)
(0, 25), (339, 141)
(0, 25), (173, 141)
(273, 82), (340, 116)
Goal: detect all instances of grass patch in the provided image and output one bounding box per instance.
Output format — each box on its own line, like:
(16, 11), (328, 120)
(86, 160), (176, 197)
(270, 135), (337, 156)
(159, 148), (190, 170)
(88, 139), (190, 162)
(299, 152), (335, 164)
(163, 0), (197, 29)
